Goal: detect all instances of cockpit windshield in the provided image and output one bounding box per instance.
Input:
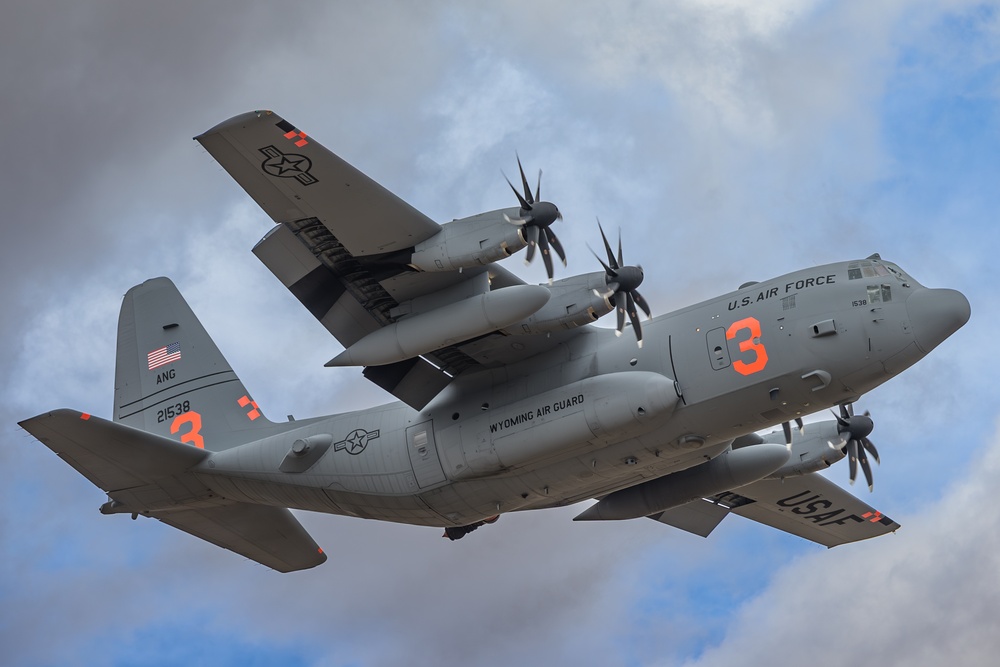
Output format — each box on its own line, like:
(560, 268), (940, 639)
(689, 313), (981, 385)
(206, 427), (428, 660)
(847, 257), (914, 304)
(848, 259), (913, 285)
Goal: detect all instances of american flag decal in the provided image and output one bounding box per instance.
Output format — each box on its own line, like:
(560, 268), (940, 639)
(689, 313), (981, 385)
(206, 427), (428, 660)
(148, 342), (181, 370)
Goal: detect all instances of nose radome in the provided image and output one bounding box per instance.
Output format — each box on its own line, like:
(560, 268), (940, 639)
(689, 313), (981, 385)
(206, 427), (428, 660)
(907, 288), (971, 353)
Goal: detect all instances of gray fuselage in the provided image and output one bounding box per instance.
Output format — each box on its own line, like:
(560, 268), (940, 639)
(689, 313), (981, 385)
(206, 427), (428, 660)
(198, 256), (967, 527)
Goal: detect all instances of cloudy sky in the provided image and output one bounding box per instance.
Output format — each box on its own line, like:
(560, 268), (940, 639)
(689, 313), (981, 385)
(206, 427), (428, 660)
(2, 1), (998, 665)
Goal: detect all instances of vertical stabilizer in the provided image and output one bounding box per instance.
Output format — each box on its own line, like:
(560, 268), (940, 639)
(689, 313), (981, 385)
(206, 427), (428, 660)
(114, 277), (273, 451)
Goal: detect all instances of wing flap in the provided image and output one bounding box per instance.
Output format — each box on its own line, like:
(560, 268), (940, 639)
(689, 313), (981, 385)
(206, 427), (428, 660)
(649, 498), (730, 538)
(153, 503), (327, 573)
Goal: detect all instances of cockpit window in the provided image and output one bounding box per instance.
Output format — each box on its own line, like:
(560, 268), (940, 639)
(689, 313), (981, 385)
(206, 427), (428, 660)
(848, 261), (890, 280)
(867, 284), (892, 303)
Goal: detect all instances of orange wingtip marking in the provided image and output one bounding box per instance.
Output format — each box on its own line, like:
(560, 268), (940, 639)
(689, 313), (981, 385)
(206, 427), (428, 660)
(283, 130), (297, 139)
(294, 138), (308, 147)
(80, 413), (91, 420)
(318, 547), (324, 555)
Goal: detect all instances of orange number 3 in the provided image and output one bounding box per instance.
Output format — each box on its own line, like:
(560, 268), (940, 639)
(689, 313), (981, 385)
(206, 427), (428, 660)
(170, 411), (205, 449)
(726, 316), (769, 376)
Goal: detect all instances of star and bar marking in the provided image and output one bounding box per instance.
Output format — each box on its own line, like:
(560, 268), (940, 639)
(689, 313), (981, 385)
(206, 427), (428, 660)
(334, 429), (379, 455)
(259, 145), (318, 186)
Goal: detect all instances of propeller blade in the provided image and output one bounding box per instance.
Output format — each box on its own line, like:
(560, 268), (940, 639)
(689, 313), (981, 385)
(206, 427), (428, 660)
(632, 289), (652, 318)
(615, 295), (626, 336)
(857, 442), (874, 491)
(781, 417), (804, 446)
(535, 169), (542, 203)
(861, 436), (881, 465)
(590, 246), (616, 277)
(545, 228), (567, 266)
(617, 228), (624, 269)
(505, 174), (532, 211)
(516, 155), (534, 205)
(597, 221), (619, 270)
(525, 225), (539, 264)
(626, 291), (643, 347)
(538, 231), (554, 282)
(847, 438), (859, 484)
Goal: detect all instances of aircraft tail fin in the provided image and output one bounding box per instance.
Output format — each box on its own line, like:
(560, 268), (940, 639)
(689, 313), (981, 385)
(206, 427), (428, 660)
(114, 277), (274, 452)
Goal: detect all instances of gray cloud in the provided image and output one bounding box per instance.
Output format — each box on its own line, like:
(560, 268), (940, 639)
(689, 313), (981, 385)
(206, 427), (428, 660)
(2, 2), (997, 666)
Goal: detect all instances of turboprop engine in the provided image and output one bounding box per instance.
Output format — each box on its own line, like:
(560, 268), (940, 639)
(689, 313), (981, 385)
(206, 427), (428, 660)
(408, 209), (528, 272)
(502, 271), (613, 335)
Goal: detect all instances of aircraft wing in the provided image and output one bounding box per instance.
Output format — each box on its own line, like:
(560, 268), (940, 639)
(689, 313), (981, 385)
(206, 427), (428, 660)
(19, 409), (326, 572)
(196, 111), (581, 409)
(650, 472), (900, 547)
(195, 110), (441, 256)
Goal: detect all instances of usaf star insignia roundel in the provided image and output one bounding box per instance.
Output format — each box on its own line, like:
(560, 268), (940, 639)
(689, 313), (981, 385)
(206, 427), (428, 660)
(334, 429), (380, 455)
(258, 145), (318, 186)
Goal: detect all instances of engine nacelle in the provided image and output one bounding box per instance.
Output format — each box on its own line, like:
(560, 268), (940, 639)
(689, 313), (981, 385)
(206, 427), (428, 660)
(502, 272), (613, 335)
(756, 420), (847, 478)
(409, 209), (526, 272)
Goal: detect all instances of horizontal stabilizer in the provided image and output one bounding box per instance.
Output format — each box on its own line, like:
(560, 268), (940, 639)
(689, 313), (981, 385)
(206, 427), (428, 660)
(19, 409), (208, 493)
(153, 503), (327, 573)
(20, 409), (326, 572)
(650, 472), (900, 548)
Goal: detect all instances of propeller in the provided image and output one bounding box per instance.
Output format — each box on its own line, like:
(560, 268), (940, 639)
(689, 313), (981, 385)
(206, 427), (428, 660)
(503, 155), (565, 282)
(591, 221), (651, 347)
(829, 403), (880, 491)
(781, 417), (805, 448)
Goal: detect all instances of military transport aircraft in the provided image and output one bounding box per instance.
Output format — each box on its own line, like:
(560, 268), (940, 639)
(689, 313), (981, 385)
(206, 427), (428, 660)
(19, 110), (971, 572)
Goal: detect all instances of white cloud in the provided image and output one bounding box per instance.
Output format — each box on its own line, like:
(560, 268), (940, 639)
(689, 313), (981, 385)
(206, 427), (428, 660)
(681, 419), (1000, 667)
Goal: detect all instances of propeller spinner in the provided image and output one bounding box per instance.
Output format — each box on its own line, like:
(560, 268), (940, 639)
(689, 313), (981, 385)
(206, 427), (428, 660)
(829, 403), (881, 491)
(592, 222), (651, 347)
(503, 156), (565, 282)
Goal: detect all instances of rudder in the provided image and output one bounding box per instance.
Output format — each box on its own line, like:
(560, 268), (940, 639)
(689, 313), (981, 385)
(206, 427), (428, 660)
(114, 277), (273, 451)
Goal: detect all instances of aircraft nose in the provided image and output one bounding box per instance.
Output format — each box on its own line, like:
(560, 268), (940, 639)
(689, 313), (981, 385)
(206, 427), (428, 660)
(907, 288), (971, 353)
